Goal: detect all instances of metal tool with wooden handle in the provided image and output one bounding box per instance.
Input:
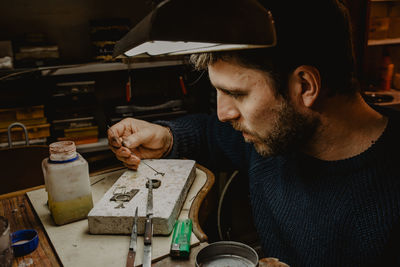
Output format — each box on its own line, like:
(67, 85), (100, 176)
(142, 178), (153, 267)
(126, 207), (138, 267)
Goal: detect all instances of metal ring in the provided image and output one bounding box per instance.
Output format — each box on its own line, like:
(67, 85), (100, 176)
(146, 179), (161, 189)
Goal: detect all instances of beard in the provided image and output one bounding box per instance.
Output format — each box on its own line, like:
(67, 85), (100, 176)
(232, 100), (320, 157)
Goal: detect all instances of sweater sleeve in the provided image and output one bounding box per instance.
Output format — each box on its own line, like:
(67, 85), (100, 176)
(156, 113), (251, 171)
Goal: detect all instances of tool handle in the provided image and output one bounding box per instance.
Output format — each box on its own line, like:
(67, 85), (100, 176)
(126, 250), (135, 267)
(144, 217), (153, 245)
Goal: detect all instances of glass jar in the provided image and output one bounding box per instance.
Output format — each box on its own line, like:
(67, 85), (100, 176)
(41, 141), (93, 225)
(0, 216), (13, 267)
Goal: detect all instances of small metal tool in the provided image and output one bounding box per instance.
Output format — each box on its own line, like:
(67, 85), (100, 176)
(141, 161), (165, 176)
(126, 207), (138, 267)
(142, 178), (153, 267)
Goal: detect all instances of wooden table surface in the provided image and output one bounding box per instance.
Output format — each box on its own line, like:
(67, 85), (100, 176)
(1, 194), (61, 267)
(0, 164), (215, 267)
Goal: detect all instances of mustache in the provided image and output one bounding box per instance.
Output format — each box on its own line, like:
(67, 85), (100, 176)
(231, 121), (244, 132)
(231, 121), (265, 143)
(231, 122), (252, 136)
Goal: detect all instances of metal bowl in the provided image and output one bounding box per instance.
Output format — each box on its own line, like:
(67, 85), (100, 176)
(195, 241), (258, 267)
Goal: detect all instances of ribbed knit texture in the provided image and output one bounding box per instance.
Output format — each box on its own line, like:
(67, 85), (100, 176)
(157, 107), (400, 267)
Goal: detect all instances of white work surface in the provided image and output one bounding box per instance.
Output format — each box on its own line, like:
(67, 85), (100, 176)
(27, 166), (207, 267)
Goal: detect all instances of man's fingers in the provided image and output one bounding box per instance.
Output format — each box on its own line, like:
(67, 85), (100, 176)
(108, 118), (167, 161)
(116, 151), (141, 166)
(122, 132), (146, 149)
(107, 128), (122, 148)
(107, 118), (135, 148)
(109, 144), (123, 154)
(126, 154), (141, 165)
(123, 162), (139, 170)
(259, 258), (289, 267)
(115, 146), (132, 158)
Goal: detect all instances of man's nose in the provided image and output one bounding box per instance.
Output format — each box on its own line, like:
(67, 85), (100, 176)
(217, 93), (240, 122)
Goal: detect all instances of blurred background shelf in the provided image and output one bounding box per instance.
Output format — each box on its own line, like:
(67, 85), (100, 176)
(40, 60), (186, 76)
(368, 37), (400, 45)
(76, 137), (108, 153)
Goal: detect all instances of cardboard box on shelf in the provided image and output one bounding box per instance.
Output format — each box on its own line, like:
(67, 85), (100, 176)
(388, 2), (400, 17)
(0, 105), (45, 121)
(57, 136), (99, 145)
(369, 17), (390, 40)
(63, 126), (98, 138)
(58, 124), (99, 145)
(0, 105), (50, 144)
(370, 2), (389, 18)
(0, 123), (50, 143)
(388, 17), (400, 38)
(0, 117), (47, 129)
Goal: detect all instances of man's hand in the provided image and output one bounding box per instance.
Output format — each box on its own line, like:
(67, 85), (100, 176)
(259, 258), (290, 267)
(107, 118), (173, 170)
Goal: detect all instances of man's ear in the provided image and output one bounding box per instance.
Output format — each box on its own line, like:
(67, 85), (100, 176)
(292, 65), (321, 108)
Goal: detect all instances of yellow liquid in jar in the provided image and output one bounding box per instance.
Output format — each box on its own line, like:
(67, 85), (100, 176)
(48, 194), (93, 225)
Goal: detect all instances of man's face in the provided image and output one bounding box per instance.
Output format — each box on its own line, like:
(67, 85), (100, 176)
(208, 59), (319, 157)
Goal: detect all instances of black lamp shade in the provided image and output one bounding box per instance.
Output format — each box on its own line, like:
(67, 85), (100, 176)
(113, 0), (277, 57)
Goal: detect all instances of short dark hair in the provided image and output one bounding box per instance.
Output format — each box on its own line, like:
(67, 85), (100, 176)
(190, 0), (359, 98)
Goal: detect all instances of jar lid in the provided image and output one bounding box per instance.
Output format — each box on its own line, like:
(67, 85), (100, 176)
(49, 141), (77, 161)
(0, 216), (10, 252)
(11, 229), (39, 257)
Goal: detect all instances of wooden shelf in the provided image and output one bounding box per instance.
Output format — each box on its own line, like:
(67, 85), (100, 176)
(40, 60), (185, 76)
(368, 38), (400, 46)
(0, 59), (187, 81)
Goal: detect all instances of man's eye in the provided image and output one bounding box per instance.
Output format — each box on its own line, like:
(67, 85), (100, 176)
(225, 91), (243, 98)
(216, 88), (245, 99)
(229, 92), (244, 99)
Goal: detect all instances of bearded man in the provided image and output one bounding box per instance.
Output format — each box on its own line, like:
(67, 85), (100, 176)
(108, 0), (400, 266)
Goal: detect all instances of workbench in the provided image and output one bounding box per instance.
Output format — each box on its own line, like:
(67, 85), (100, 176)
(0, 164), (214, 267)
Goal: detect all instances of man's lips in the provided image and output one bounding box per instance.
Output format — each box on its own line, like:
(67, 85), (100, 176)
(242, 131), (261, 144)
(242, 132), (253, 140)
(232, 125), (255, 141)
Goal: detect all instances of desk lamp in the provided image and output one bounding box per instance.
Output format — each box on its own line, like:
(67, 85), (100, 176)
(112, 0), (277, 58)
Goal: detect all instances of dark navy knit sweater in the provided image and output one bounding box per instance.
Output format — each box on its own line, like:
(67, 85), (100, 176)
(158, 106), (400, 267)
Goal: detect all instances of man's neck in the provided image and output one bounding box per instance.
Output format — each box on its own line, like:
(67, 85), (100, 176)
(305, 93), (388, 161)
